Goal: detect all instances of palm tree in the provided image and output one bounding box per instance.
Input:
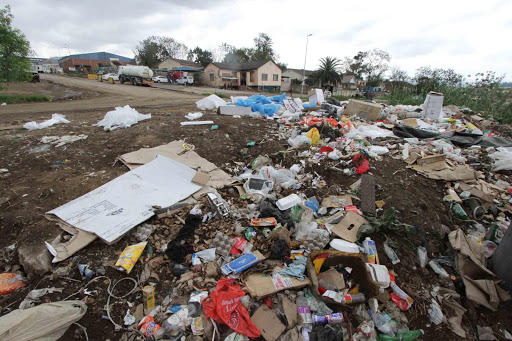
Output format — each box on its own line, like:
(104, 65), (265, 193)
(315, 57), (342, 86)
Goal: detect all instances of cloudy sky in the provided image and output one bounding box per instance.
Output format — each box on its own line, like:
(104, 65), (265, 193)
(8, 0), (512, 80)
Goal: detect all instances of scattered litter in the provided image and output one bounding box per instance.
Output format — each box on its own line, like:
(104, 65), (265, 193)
(41, 134), (88, 147)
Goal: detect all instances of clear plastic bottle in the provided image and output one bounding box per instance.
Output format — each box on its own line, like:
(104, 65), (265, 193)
(372, 311), (395, 337)
(384, 240), (400, 265)
(428, 260), (449, 279)
(296, 291), (313, 326)
(417, 246), (428, 268)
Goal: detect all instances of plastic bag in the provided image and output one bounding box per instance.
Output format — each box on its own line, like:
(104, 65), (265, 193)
(306, 128), (320, 145)
(23, 113), (70, 130)
(115, 242), (147, 274)
(0, 300), (87, 341)
(202, 279), (260, 338)
(353, 153), (370, 175)
(196, 94), (227, 110)
(185, 112), (203, 120)
(96, 105), (151, 131)
(288, 134), (312, 148)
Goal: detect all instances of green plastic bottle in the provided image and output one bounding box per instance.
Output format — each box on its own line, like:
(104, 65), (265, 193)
(378, 329), (424, 341)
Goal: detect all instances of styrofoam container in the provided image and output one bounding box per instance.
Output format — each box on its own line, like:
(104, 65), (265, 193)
(365, 263), (390, 288)
(329, 239), (360, 253)
(276, 194), (301, 210)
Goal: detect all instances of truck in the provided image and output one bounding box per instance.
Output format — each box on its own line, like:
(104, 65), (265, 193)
(175, 75), (194, 85)
(118, 65), (154, 86)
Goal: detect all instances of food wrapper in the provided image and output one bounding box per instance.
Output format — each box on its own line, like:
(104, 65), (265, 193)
(115, 241), (147, 274)
(137, 315), (161, 337)
(191, 316), (204, 335)
(313, 253), (329, 274)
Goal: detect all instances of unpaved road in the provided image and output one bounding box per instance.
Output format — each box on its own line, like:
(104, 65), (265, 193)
(0, 74), (202, 117)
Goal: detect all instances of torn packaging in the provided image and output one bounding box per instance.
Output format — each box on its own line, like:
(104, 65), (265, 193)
(47, 156), (204, 244)
(448, 229), (511, 311)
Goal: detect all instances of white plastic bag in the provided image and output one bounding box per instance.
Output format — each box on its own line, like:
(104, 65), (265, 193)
(96, 105), (151, 131)
(0, 300), (87, 341)
(24, 113), (70, 130)
(185, 112), (203, 120)
(195, 94), (226, 110)
(288, 135), (312, 148)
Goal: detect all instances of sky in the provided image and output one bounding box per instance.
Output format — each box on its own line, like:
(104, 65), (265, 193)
(7, 0), (512, 81)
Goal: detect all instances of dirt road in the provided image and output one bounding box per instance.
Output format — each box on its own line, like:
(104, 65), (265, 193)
(0, 74), (202, 118)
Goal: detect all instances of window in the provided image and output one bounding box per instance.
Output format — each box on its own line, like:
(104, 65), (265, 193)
(273, 74), (279, 81)
(262, 73), (268, 81)
(209, 74), (214, 81)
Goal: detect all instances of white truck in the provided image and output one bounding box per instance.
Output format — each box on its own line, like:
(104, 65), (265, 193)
(118, 65), (154, 86)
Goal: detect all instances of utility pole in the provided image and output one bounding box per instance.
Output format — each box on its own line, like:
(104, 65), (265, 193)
(301, 34), (312, 97)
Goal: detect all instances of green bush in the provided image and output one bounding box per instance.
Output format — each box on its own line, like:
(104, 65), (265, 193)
(388, 71), (512, 124)
(0, 94), (53, 104)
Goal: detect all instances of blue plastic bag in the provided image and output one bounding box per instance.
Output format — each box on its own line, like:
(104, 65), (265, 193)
(305, 199), (319, 213)
(248, 95), (271, 104)
(268, 93), (287, 104)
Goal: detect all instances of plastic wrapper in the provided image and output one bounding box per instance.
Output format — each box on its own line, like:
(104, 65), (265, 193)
(417, 246), (428, 268)
(0, 273), (26, 296)
(96, 105), (151, 131)
(196, 94), (227, 110)
(185, 112), (203, 120)
(115, 241), (147, 274)
(23, 113), (70, 130)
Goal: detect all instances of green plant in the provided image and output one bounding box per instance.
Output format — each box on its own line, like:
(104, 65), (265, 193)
(316, 57), (342, 86)
(358, 208), (416, 245)
(0, 94), (53, 104)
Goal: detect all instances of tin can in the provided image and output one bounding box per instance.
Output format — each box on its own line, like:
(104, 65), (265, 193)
(313, 312), (344, 325)
(143, 286), (155, 312)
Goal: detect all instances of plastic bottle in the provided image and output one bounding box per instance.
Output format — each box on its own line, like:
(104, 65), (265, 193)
(383, 240), (400, 265)
(451, 203), (469, 220)
(363, 237), (378, 264)
(417, 246), (428, 268)
(296, 291), (313, 326)
(377, 329), (424, 341)
(485, 223), (499, 241)
(428, 260), (449, 279)
(372, 312), (395, 336)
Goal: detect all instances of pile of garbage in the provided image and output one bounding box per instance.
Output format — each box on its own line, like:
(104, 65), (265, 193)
(1, 89), (512, 340)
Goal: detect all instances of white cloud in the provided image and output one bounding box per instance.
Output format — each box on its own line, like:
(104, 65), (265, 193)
(8, 0), (512, 80)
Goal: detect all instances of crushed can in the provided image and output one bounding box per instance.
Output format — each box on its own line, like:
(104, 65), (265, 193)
(78, 264), (93, 278)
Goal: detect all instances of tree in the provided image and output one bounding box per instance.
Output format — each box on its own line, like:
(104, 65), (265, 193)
(276, 62), (287, 71)
(315, 57), (342, 86)
(414, 66), (463, 95)
(342, 49), (391, 87)
(389, 66), (409, 83)
(252, 33), (277, 61)
(159, 37), (188, 60)
(187, 47), (213, 67)
(0, 5), (32, 84)
(134, 36), (166, 68)
(134, 36), (188, 68)
(221, 33), (278, 63)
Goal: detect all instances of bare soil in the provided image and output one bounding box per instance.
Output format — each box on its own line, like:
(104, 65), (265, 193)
(0, 76), (510, 340)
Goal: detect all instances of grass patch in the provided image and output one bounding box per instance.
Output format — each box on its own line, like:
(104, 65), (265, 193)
(202, 92), (230, 99)
(0, 94), (54, 104)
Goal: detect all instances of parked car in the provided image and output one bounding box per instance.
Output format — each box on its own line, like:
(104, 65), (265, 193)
(152, 76), (169, 83)
(175, 76), (194, 85)
(102, 73), (119, 81)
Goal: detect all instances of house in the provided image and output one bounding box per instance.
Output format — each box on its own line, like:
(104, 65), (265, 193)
(281, 68), (315, 91)
(158, 58), (202, 71)
(201, 60), (282, 91)
(340, 74), (357, 90)
(58, 52), (134, 73)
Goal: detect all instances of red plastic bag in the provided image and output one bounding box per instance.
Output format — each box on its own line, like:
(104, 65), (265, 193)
(353, 153), (370, 175)
(202, 279), (260, 338)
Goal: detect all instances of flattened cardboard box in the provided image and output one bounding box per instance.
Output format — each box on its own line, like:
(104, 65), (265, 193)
(345, 100), (382, 121)
(244, 269), (311, 298)
(251, 305), (286, 341)
(331, 211), (368, 242)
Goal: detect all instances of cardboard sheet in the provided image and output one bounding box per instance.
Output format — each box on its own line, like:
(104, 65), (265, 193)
(118, 141), (233, 191)
(331, 211), (368, 242)
(250, 305), (286, 341)
(244, 270), (311, 298)
(47, 156), (203, 243)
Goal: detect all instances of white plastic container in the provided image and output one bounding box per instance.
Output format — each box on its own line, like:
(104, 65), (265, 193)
(276, 194), (302, 210)
(329, 239), (360, 253)
(366, 263), (390, 288)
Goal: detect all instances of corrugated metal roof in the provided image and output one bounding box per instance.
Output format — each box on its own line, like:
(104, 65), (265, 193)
(210, 60), (272, 71)
(58, 52), (134, 63)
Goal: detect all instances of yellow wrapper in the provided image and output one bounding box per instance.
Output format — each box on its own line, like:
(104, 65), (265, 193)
(115, 241), (147, 273)
(306, 127), (320, 145)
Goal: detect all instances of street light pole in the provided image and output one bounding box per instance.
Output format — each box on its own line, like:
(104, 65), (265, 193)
(301, 34), (312, 97)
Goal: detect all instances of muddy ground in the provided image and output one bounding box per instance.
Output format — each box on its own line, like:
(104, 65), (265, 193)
(0, 77), (511, 340)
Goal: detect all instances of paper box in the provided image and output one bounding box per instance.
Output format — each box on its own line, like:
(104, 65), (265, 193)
(317, 268), (346, 290)
(423, 92), (444, 120)
(402, 118), (418, 128)
(244, 270), (311, 298)
(344, 100), (383, 121)
(251, 305), (286, 341)
(218, 105), (253, 116)
(221, 251), (264, 275)
(308, 88), (325, 105)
